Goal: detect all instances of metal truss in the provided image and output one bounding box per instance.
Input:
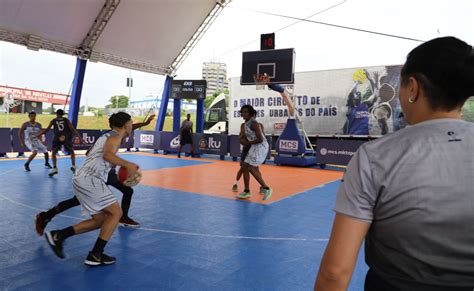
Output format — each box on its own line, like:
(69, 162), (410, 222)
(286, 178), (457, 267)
(90, 51), (172, 75)
(79, 0), (121, 59)
(0, 28), (80, 55)
(0, 0), (231, 76)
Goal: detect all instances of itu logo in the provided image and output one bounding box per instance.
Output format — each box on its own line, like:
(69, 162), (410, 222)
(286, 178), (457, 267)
(208, 137), (221, 149)
(82, 133), (96, 144)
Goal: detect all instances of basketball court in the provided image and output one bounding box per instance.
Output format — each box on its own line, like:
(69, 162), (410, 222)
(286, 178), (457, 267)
(0, 152), (368, 290)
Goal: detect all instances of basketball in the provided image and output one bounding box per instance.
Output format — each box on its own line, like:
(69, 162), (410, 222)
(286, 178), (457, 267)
(118, 166), (142, 187)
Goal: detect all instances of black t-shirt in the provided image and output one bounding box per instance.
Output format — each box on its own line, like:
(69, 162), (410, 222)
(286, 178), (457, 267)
(52, 117), (72, 138)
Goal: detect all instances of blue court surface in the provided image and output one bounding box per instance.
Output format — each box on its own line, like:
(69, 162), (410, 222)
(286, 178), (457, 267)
(0, 153), (368, 290)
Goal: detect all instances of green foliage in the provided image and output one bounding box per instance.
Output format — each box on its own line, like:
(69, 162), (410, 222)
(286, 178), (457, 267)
(106, 95), (129, 109)
(0, 112), (174, 131)
(204, 95), (216, 109)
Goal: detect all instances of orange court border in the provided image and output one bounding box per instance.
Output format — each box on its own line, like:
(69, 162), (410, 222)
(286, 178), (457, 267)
(138, 152), (344, 204)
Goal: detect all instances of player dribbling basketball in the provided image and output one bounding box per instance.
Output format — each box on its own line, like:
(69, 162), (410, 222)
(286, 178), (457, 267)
(44, 112), (139, 266)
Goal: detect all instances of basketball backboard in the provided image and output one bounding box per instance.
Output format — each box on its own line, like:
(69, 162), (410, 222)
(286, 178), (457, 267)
(240, 48), (295, 85)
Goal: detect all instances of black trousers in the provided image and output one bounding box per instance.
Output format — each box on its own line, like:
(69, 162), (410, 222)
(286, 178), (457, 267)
(44, 170), (134, 220)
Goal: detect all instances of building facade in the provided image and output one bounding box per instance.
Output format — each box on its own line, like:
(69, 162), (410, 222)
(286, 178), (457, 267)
(202, 62), (229, 95)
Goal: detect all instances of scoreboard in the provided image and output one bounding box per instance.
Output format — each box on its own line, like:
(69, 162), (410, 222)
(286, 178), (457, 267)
(170, 80), (207, 99)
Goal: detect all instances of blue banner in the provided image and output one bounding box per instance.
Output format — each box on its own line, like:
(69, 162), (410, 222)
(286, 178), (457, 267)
(11, 128), (30, 152)
(315, 138), (367, 166)
(72, 130), (103, 151)
(133, 130), (160, 149)
(197, 133), (228, 155)
(0, 128), (11, 152)
(120, 134), (134, 149)
(159, 131), (189, 152)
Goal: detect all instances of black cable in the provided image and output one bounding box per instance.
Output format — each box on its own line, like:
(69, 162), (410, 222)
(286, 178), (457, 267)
(221, 1), (348, 56)
(221, 2), (424, 57)
(249, 9), (425, 43)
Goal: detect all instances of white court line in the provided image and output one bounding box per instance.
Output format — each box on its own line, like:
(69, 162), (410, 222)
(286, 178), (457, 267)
(0, 166), (329, 242)
(268, 177), (342, 205)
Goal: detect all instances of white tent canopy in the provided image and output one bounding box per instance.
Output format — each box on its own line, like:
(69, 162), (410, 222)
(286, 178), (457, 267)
(0, 0), (229, 75)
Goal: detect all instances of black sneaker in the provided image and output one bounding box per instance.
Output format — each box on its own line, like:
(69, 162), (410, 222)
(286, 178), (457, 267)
(24, 163), (31, 172)
(35, 213), (50, 236)
(70, 165), (76, 174)
(119, 216), (141, 228)
(48, 168), (58, 177)
(44, 163), (52, 169)
(84, 252), (116, 266)
(45, 231), (65, 259)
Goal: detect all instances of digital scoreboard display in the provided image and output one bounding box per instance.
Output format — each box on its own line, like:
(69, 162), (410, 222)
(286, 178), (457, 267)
(170, 80), (207, 100)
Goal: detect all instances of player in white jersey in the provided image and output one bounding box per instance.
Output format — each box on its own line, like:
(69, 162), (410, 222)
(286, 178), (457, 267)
(235, 105), (272, 200)
(19, 111), (51, 171)
(44, 112), (139, 266)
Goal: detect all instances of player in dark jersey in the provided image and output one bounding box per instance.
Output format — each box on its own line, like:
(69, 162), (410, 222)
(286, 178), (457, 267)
(36, 109), (83, 177)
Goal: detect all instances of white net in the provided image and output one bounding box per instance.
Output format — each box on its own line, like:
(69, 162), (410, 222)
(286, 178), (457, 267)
(253, 73), (269, 90)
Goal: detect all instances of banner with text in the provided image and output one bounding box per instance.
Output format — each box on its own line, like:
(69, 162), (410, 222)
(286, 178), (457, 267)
(133, 130), (160, 149)
(72, 130), (103, 151)
(197, 133), (228, 156)
(315, 138), (367, 166)
(158, 131), (204, 154)
(0, 85), (70, 105)
(229, 65), (404, 137)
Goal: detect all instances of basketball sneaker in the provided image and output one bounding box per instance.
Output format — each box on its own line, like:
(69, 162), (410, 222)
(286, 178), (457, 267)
(44, 163), (52, 169)
(232, 184), (238, 192)
(236, 191), (251, 199)
(49, 168), (58, 177)
(262, 188), (273, 201)
(259, 186), (265, 195)
(24, 163), (31, 172)
(45, 231), (65, 259)
(70, 165), (76, 174)
(35, 213), (50, 236)
(119, 217), (141, 228)
(84, 252), (116, 266)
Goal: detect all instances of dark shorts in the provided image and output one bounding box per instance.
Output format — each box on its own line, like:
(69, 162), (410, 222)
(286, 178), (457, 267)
(180, 130), (193, 145)
(52, 136), (73, 152)
(241, 145), (251, 161)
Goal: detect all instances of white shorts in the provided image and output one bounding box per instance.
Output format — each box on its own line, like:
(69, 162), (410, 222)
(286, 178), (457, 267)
(25, 140), (48, 154)
(244, 142), (268, 167)
(72, 175), (117, 216)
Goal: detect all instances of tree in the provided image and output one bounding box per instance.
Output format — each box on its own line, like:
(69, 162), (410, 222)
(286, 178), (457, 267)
(204, 89), (229, 109)
(106, 95), (129, 109)
(204, 95), (216, 109)
(205, 90), (222, 109)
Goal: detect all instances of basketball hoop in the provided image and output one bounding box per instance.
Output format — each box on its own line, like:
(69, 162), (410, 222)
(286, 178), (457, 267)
(253, 73), (270, 90)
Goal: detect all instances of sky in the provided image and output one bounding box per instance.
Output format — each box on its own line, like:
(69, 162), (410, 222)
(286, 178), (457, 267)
(1, 0), (473, 108)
